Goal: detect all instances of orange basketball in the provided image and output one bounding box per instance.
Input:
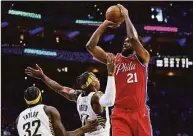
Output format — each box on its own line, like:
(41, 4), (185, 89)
(105, 5), (124, 24)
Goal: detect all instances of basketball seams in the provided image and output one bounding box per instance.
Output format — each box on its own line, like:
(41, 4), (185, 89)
(105, 5), (124, 24)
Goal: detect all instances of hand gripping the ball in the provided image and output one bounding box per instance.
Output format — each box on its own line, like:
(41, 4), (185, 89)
(117, 4), (129, 18)
(103, 20), (120, 28)
(106, 5), (124, 25)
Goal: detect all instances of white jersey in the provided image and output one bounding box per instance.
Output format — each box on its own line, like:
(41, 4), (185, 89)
(17, 104), (54, 136)
(77, 92), (110, 136)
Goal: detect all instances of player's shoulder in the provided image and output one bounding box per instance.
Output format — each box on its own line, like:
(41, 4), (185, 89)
(93, 91), (103, 98)
(44, 105), (59, 115)
(91, 91), (103, 104)
(44, 105), (57, 112)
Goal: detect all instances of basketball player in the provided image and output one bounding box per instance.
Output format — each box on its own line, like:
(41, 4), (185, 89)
(86, 4), (152, 136)
(25, 53), (116, 136)
(16, 86), (99, 136)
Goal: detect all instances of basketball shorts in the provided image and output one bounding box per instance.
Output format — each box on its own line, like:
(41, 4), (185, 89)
(111, 106), (153, 136)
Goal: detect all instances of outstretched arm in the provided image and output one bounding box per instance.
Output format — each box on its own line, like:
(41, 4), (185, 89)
(118, 4), (150, 65)
(41, 74), (79, 102)
(25, 64), (80, 102)
(86, 20), (119, 64)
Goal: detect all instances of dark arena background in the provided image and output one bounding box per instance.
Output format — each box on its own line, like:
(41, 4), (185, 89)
(1, 1), (193, 136)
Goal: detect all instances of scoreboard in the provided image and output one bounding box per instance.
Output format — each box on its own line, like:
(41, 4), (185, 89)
(156, 56), (193, 68)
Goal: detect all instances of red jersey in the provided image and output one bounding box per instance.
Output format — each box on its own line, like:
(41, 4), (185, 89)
(115, 53), (148, 110)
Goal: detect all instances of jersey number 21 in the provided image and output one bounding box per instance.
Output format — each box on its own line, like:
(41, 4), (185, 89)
(127, 72), (138, 83)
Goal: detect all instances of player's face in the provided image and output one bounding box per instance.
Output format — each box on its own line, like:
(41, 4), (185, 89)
(122, 38), (134, 55)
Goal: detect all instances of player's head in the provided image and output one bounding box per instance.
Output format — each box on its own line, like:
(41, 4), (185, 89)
(121, 38), (134, 56)
(76, 72), (100, 94)
(24, 86), (42, 107)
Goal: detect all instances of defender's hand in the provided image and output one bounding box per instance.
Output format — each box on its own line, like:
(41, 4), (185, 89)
(25, 64), (45, 80)
(96, 115), (106, 128)
(107, 53), (116, 76)
(81, 119), (98, 133)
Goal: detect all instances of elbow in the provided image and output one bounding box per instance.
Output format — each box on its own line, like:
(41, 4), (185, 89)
(86, 42), (95, 51)
(86, 43), (92, 51)
(144, 50), (150, 62)
(86, 42), (93, 52)
(146, 50), (150, 58)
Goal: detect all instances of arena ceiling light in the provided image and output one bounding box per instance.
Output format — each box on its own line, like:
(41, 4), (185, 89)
(1, 22), (9, 28)
(75, 19), (102, 26)
(8, 10), (41, 19)
(29, 27), (44, 35)
(67, 31), (80, 39)
(103, 34), (115, 42)
(92, 68), (99, 73)
(24, 48), (57, 57)
(144, 25), (178, 32)
(178, 38), (186, 46)
(141, 36), (152, 44)
(150, 7), (163, 22)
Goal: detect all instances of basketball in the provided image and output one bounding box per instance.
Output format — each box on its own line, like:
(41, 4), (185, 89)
(105, 5), (124, 24)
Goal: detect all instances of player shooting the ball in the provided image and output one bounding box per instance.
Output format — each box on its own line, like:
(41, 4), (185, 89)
(86, 4), (153, 136)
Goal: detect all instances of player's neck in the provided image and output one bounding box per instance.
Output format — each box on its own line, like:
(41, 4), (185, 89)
(121, 52), (135, 58)
(27, 103), (41, 108)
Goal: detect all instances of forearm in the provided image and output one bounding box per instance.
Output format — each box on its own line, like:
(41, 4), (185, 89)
(41, 74), (73, 100)
(125, 16), (138, 39)
(66, 128), (84, 136)
(41, 74), (63, 92)
(86, 23), (107, 48)
(99, 76), (116, 107)
(125, 16), (150, 63)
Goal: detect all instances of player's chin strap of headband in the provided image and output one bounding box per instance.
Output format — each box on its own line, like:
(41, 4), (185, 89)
(24, 91), (41, 105)
(81, 72), (96, 89)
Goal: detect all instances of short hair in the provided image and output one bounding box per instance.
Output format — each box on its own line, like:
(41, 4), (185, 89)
(24, 86), (41, 102)
(76, 72), (90, 90)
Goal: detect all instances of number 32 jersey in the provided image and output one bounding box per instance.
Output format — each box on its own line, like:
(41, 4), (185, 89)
(17, 104), (54, 136)
(77, 92), (110, 136)
(115, 53), (148, 109)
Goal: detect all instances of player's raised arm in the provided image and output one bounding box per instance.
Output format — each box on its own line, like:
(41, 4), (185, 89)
(25, 64), (79, 102)
(118, 4), (150, 65)
(86, 20), (119, 64)
(92, 53), (116, 108)
(99, 53), (116, 107)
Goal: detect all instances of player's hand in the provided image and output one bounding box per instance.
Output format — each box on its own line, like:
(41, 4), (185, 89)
(106, 53), (116, 76)
(117, 4), (129, 18)
(81, 119), (98, 133)
(103, 20), (120, 28)
(25, 64), (45, 80)
(96, 115), (106, 128)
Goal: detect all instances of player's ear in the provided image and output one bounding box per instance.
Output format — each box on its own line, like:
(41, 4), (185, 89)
(91, 81), (96, 88)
